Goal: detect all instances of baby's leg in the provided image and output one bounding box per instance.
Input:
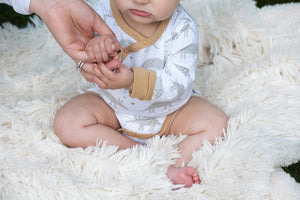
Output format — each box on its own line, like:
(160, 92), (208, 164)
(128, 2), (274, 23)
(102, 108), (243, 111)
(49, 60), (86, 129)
(166, 96), (228, 187)
(53, 93), (138, 149)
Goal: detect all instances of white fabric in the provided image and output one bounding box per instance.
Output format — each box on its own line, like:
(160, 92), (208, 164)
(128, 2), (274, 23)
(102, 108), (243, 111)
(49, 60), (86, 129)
(88, 86), (168, 139)
(90, 0), (198, 118)
(0, 0), (300, 199)
(0, 0), (32, 14)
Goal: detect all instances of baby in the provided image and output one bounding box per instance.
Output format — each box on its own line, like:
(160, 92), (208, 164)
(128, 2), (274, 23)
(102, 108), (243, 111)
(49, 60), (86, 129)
(54, 0), (228, 188)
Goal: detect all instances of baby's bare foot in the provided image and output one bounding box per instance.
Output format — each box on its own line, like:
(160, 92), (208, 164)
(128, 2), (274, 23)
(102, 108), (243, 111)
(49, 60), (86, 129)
(167, 166), (200, 188)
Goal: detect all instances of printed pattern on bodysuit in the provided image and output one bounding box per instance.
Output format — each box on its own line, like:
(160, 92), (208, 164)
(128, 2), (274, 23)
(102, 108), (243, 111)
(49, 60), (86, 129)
(90, 0), (199, 134)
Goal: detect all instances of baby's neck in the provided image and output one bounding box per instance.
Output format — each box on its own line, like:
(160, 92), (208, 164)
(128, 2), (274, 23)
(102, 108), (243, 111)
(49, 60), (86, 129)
(134, 22), (161, 38)
(134, 22), (160, 38)
(122, 16), (161, 38)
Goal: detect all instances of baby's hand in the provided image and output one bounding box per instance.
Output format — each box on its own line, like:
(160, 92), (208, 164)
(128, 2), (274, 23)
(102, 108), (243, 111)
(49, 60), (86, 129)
(105, 56), (121, 72)
(85, 35), (120, 63)
(92, 60), (133, 91)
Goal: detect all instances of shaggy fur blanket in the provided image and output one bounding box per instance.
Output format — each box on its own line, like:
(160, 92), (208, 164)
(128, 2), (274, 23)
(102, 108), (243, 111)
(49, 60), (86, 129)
(0, 0), (299, 199)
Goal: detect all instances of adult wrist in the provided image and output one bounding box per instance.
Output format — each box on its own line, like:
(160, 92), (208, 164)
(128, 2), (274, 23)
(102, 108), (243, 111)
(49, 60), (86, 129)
(29, 0), (52, 17)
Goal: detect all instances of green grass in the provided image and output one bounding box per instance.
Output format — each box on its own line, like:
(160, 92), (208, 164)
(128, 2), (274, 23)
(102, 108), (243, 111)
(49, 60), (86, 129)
(0, 0), (299, 183)
(256, 0), (299, 7)
(0, 4), (36, 28)
(283, 162), (300, 183)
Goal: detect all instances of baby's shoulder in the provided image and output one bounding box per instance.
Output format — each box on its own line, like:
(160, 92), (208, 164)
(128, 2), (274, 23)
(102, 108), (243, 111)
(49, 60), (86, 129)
(93, 0), (111, 15)
(168, 4), (198, 33)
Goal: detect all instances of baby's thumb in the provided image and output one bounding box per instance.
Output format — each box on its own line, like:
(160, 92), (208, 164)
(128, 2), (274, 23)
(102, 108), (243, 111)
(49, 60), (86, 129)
(105, 59), (121, 71)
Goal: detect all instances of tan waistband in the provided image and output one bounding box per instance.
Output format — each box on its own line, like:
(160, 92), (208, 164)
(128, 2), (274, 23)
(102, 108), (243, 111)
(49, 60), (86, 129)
(85, 91), (175, 140)
(85, 91), (100, 96)
(118, 112), (175, 140)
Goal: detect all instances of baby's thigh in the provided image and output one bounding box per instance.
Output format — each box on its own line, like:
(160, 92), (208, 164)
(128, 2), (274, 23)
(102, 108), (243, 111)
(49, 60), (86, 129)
(168, 96), (228, 136)
(54, 93), (120, 131)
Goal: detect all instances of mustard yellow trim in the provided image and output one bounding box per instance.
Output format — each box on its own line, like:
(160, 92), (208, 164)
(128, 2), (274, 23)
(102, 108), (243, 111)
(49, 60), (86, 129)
(118, 112), (175, 139)
(110, 0), (170, 41)
(130, 67), (156, 101)
(85, 91), (100, 96)
(111, 0), (171, 61)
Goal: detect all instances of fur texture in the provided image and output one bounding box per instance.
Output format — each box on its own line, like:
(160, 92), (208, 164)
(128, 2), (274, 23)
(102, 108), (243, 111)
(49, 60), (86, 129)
(0, 0), (299, 199)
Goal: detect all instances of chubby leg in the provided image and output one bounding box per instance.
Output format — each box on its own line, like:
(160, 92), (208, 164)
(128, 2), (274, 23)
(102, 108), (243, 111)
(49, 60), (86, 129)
(166, 96), (228, 187)
(53, 93), (138, 149)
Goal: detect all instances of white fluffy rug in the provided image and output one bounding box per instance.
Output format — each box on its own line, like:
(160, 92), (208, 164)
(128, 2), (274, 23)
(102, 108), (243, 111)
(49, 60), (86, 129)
(1, 0), (300, 199)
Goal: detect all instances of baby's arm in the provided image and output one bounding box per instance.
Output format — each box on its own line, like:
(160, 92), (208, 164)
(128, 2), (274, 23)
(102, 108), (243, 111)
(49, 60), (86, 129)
(130, 20), (199, 102)
(85, 34), (120, 64)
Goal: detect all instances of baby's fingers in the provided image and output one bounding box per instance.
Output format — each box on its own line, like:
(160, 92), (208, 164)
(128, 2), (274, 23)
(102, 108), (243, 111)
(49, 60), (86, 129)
(92, 63), (104, 79)
(99, 62), (116, 81)
(85, 47), (97, 63)
(80, 66), (105, 87)
(105, 37), (120, 57)
(105, 59), (121, 71)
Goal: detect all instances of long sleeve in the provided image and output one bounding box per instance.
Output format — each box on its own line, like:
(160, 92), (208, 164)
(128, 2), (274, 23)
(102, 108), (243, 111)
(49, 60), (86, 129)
(130, 18), (198, 103)
(1, 0), (32, 15)
(151, 21), (198, 103)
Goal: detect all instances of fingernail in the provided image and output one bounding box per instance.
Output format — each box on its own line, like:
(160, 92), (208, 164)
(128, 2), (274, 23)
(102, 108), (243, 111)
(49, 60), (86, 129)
(112, 43), (117, 51)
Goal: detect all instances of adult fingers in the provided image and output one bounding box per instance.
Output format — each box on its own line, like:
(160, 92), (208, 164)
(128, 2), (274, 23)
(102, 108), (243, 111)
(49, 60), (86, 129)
(92, 44), (106, 63)
(99, 39), (110, 62)
(78, 62), (93, 74)
(85, 48), (96, 62)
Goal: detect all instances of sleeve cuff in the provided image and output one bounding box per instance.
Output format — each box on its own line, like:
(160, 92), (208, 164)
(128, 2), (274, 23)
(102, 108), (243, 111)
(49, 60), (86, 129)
(12, 0), (32, 15)
(130, 67), (156, 101)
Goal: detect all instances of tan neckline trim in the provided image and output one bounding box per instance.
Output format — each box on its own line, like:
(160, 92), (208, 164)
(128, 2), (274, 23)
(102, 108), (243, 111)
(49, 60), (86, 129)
(110, 0), (170, 41)
(110, 0), (171, 60)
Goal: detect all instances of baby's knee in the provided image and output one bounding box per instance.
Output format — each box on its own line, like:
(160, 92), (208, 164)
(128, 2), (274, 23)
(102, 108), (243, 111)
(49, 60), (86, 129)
(217, 113), (228, 135)
(210, 110), (228, 138)
(53, 109), (75, 146)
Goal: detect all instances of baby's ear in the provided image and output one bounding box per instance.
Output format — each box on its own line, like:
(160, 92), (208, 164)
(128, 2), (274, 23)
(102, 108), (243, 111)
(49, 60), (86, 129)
(105, 59), (121, 71)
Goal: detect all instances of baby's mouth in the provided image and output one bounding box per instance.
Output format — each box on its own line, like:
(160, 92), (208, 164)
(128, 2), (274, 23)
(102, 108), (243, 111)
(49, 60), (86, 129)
(130, 9), (151, 17)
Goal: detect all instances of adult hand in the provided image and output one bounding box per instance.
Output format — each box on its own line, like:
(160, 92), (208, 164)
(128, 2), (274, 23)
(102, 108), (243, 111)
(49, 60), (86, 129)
(29, 0), (121, 85)
(30, 0), (119, 63)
